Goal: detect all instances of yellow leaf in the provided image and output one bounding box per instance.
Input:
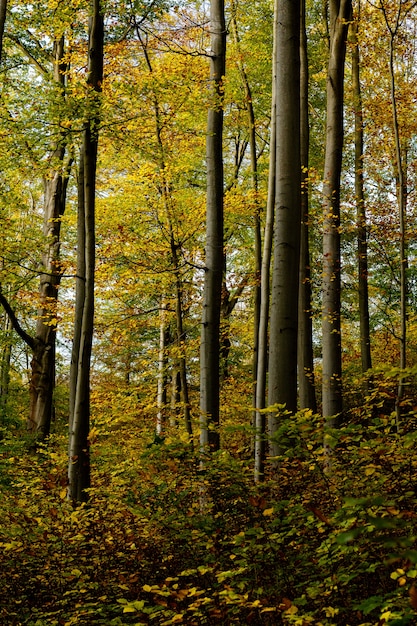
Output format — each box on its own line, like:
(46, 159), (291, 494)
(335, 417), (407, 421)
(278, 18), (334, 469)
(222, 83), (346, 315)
(59, 488), (67, 500)
(263, 508), (274, 517)
(171, 614), (184, 623)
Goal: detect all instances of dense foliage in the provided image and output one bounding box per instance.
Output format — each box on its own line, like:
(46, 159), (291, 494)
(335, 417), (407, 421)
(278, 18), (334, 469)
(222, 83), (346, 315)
(2, 0), (417, 623)
(2, 392), (417, 625)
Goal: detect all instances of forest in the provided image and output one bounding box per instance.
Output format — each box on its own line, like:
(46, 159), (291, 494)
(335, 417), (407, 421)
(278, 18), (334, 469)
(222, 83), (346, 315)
(1, 0), (417, 623)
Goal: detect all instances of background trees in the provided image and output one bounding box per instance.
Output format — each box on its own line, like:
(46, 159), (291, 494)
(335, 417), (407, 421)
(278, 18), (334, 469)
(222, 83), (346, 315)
(2, 0), (417, 621)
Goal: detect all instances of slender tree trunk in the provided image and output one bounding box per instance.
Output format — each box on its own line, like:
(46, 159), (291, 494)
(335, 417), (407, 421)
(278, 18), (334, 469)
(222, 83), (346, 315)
(0, 313), (11, 422)
(169, 238), (193, 437)
(352, 17), (372, 377)
(267, 0), (301, 457)
(379, 0), (412, 432)
(156, 302), (169, 435)
(298, 0), (317, 412)
(27, 37), (70, 437)
(68, 0), (103, 503)
(136, 29), (193, 438)
(389, 34), (407, 430)
(254, 0), (277, 480)
(0, 0), (7, 63)
(69, 153), (86, 430)
(321, 0), (351, 425)
(229, 0), (261, 423)
(200, 0), (226, 454)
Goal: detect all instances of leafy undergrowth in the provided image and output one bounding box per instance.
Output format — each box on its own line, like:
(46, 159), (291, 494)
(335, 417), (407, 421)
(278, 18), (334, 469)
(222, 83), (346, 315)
(1, 407), (417, 625)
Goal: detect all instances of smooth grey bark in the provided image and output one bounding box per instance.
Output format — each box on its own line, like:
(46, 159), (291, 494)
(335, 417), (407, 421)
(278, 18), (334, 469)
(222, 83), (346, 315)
(352, 17), (372, 376)
(69, 153), (86, 430)
(68, 0), (103, 503)
(254, 0), (277, 480)
(267, 0), (301, 457)
(298, 0), (317, 412)
(321, 0), (351, 425)
(200, 0), (226, 454)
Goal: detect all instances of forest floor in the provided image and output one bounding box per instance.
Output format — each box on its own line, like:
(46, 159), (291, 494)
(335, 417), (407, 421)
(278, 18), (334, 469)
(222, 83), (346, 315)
(1, 408), (417, 625)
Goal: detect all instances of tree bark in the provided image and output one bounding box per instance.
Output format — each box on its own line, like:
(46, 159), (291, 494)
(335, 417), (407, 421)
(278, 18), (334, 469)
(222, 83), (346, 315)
(321, 0), (351, 425)
(298, 0), (317, 412)
(0, 0), (7, 63)
(254, 0), (277, 480)
(69, 153), (86, 431)
(229, 0), (262, 427)
(352, 17), (372, 377)
(68, 0), (103, 503)
(156, 302), (169, 435)
(267, 0), (301, 456)
(0, 312), (11, 422)
(200, 0), (226, 454)
(0, 37), (70, 438)
(31, 43), (69, 435)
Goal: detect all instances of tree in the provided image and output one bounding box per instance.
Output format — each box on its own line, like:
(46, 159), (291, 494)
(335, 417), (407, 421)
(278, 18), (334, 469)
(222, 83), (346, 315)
(0, 0), (6, 62)
(378, 0), (416, 429)
(254, 0), (277, 479)
(0, 22), (72, 438)
(200, 0), (226, 454)
(267, 0), (301, 455)
(321, 0), (351, 425)
(68, 0), (104, 503)
(298, 0), (317, 412)
(352, 12), (372, 378)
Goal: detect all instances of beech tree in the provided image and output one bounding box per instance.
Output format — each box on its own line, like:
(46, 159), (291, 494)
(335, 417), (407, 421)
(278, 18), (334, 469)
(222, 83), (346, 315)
(352, 14), (372, 378)
(0, 26), (71, 437)
(200, 0), (226, 453)
(298, 0), (317, 412)
(321, 0), (351, 425)
(267, 0), (301, 457)
(68, 0), (104, 503)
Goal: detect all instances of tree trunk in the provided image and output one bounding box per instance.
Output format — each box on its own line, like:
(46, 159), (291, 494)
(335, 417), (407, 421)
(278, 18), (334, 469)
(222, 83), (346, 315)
(321, 0), (351, 425)
(156, 302), (169, 436)
(69, 153), (86, 430)
(389, 33), (407, 431)
(136, 28), (193, 439)
(0, 0), (7, 63)
(200, 0), (226, 454)
(254, 0), (277, 480)
(267, 0), (301, 456)
(68, 0), (103, 503)
(352, 17), (372, 377)
(229, 0), (262, 428)
(0, 312), (11, 422)
(17, 36), (70, 438)
(298, 0), (317, 412)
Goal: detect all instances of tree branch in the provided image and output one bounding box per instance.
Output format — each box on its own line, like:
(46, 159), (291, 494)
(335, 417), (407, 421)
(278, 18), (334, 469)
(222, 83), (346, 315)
(0, 288), (35, 349)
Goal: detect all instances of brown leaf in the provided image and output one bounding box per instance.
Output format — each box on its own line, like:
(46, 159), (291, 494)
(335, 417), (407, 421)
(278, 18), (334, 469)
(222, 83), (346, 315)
(409, 583), (417, 610)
